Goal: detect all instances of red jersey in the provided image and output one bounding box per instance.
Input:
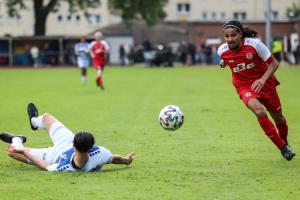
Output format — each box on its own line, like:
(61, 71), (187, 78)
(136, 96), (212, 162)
(89, 40), (108, 65)
(217, 38), (280, 92)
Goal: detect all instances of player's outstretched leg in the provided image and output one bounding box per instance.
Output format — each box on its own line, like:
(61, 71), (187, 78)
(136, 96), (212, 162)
(0, 132), (27, 144)
(27, 103), (38, 130)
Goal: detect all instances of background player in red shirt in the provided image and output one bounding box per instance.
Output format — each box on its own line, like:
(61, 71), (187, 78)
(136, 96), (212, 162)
(218, 20), (295, 161)
(89, 31), (110, 90)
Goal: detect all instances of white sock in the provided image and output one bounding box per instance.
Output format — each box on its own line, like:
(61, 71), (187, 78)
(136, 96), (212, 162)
(97, 69), (102, 76)
(81, 76), (86, 83)
(12, 137), (24, 147)
(31, 115), (45, 129)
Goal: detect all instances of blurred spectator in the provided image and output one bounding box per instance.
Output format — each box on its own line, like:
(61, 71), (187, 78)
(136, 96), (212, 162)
(272, 39), (282, 63)
(152, 45), (162, 66)
(164, 43), (173, 67)
(204, 44), (212, 65)
(211, 45), (220, 65)
(42, 43), (51, 66)
(178, 40), (188, 65)
(142, 38), (153, 67)
(119, 44), (126, 66)
(188, 43), (196, 65)
(127, 45), (134, 65)
(199, 42), (207, 65)
(25, 45), (33, 66)
(30, 45), (39, 68)
(64, 44), (74, 66)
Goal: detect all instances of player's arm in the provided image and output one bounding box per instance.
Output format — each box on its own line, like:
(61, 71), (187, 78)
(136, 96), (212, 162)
(251, 58), (278, 92)
(6, 145), (50, 170)
(219, 59), (227, 68)
(111, 152), (135, 165)
(89, 50), (95, 58)
(104, 48), (110, 54)
(74, 44), (79, 56)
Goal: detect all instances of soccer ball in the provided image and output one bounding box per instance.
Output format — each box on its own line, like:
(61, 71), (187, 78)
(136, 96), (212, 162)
(158, 105), (184, 131)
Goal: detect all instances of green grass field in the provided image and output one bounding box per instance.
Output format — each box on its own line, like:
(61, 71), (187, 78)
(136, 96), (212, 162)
(0, 66), (300, 200)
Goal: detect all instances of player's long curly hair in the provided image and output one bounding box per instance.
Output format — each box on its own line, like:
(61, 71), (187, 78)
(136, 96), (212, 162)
(222, 20), (258, 38)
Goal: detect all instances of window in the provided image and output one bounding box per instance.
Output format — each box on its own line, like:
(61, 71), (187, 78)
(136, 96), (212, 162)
(211, 12), (216, 20)
(16, 16), (22, 23)
(233, 12), (247, 20)
(177, 3), (190, 14)
(66, 15), (72, 22)
(202, 12), (207, 20)
(88, 14), (101, 25)
(221, 12), (226, 20)
(76, 15), (81, 22)
(0, 15), (4, 23)
(7, 16), (14, 23)
(265, 11), (279, 20)
(57, 15), (63, 22)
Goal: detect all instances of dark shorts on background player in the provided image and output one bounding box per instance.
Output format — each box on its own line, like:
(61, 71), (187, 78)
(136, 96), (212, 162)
(238, 87), (282, 113)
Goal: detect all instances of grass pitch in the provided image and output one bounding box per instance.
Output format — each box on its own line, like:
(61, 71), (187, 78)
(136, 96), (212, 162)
(0, 66), (300, 200)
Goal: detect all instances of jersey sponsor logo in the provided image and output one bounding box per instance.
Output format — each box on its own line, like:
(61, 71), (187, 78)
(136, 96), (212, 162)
(246, 52), (253, 59)
(229, 60), (234, 63)
(233, 62), (255, 73)
(245, 92), (252, 97)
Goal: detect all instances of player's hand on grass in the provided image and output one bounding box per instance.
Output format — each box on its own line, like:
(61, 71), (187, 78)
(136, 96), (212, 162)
(125, 152), (135, 165)
(219, 59), (227, 68)
(6, 144), (24, 154)
(251, 79), (266, 92)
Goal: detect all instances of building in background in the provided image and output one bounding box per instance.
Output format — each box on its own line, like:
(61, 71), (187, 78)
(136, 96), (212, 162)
(0, 0), (121, 37)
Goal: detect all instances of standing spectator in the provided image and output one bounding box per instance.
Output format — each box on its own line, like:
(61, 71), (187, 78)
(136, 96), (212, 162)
(164, 43), (173, 67)
(127, 45), (134, 66)
(119, 44), (126, 66)
(178, 40), (188, 65)
(142, 38), (153, 67)
(30, 45), (39, 68)
(204, 44), (212, 65)
(74, 36), (90, 85)
(188, 43), (196, 65)
(199, 42), (207, 65)
(42, 43), (51, 67)
(64, 44), (72, 66)
(272, 39), (282, 63)
(25, 45), (33, 66)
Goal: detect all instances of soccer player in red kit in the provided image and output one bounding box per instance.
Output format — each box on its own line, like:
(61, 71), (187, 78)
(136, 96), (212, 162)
(89, 31), (110, 90)
(218, 20), (295, 161)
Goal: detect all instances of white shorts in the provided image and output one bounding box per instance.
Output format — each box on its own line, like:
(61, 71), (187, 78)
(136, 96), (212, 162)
(77, 58), (89, 68)
(29, 122), (74, 164)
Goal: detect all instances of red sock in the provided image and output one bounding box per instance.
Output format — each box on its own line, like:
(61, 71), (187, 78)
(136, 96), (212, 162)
(276, 117), (288, 141)
(258, 115), (285, 149)
(98, 76), (103, 88)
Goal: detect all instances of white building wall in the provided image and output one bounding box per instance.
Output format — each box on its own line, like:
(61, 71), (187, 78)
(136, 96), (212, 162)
(164, 0), (295, 22)
(0, 0), (121, 37)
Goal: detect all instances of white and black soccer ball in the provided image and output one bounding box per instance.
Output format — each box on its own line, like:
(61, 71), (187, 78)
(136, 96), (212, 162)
(158, 105), (184, 131)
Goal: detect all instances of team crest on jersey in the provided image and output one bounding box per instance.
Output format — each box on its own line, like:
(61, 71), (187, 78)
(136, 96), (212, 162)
(245, 92), (252, 97)
(246, 52), (253, 60)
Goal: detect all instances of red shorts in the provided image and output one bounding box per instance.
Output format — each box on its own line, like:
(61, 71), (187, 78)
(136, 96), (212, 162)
(238, 87), (282, 113)
(93, 60), (105, 71)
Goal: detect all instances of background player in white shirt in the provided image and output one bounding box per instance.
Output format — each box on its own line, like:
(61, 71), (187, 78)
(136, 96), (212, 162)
(0, 103), (135, 172)
(74, 37), (90, 85)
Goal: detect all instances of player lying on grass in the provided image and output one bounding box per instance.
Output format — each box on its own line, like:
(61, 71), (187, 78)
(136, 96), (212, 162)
(0, 103), (135, 172)
(218, 20), (295, 161)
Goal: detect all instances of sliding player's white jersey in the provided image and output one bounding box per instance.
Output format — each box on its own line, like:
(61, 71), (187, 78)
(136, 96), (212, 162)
(46, 145), (113, 172)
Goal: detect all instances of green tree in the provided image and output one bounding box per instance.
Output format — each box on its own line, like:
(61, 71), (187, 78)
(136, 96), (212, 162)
(286, 0), (300, 18)
(108, 0), (167, 27)
(5, 0), (168, 36)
